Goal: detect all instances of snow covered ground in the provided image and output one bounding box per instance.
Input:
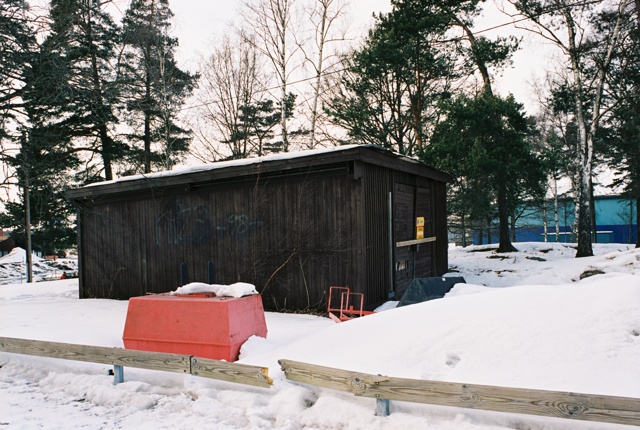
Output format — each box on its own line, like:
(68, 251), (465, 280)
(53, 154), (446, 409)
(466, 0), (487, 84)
(0, 248), (78, 285)
(1, 242), (639, 429)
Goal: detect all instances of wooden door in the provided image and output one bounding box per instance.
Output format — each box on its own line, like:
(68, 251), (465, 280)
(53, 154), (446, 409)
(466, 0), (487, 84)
(394, 184), (435, 299)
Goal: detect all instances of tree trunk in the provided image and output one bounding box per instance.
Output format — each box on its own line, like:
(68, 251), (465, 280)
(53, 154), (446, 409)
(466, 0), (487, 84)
(576, 175), (594, 256)
(543, 203), (548, 242)
(144, 112), (151, 173)
(497, 184), (517, 252)
(456, 19), (493, 96)
(279, 1), (289, 152)
(99, 125), (114, 181)
(461, 213), (467, 247)
(636, 196), (639, 248)
(309, 1), (327, 149)
(554, 178), (560, 242)
(590, 176), (597, 243)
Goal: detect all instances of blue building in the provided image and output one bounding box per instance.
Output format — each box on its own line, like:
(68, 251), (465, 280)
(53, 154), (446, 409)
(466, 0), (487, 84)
(456, 195), (638, 246)
(514, 195), (637, 244)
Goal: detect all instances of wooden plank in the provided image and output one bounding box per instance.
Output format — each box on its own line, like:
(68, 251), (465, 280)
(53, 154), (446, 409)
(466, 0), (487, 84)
(279, 359), (388, 394)
(278, 359), (640, 427)
(0, 337), (272, 388)
(191, 357), (272, 388)
(368, 377), (640, 427)
(0, 337), (190, 374)
(395, 237), (437, 247)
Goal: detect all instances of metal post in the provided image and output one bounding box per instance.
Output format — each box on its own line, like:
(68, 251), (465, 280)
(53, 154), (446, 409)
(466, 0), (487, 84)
(375, 398), (390, 416)
(21, 131), (33, 283)
(387, 192), (395, 299)
(113, 365), (124, 385)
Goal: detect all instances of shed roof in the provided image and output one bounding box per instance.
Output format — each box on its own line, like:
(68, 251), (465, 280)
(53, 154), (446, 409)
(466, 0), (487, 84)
(67, 144), (452, 200)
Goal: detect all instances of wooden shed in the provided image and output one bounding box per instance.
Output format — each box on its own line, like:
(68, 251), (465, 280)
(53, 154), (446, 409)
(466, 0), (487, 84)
(68, 145), (452, 311)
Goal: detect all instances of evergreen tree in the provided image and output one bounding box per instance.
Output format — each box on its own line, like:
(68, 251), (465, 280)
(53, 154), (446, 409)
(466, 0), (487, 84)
(606, 7), (640, 247)
(121, 0), (197, 174)
(44, 0), (125, 181)
(326, 0), (456, 155)
(0, 2), (79, 259)
(427, 94), (546, 252)
(0, 0), (35, 132)
(0, 130), (78, 256)
(326, 0), (519, 156)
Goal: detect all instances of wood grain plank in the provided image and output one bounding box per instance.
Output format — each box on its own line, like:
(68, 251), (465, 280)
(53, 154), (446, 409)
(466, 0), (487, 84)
(365, 376), (640, 427)
(396, 237), (437, 247)
(278, 359), (640, 427)
(0, 337), (190, 374)
(279, 359), (388, 394)
(191, 357), (272, 388)
(0, 337), (272, 388)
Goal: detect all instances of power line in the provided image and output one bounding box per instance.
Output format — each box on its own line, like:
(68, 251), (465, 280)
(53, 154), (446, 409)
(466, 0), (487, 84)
(183, 0), (604, 113)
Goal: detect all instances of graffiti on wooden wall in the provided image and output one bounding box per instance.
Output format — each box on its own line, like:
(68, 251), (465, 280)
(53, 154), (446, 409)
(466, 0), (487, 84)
(154, 200), (262, 246)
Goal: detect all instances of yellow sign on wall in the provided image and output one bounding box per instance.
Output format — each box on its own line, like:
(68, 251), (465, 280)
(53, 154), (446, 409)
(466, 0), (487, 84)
(416, 217), (425, 239)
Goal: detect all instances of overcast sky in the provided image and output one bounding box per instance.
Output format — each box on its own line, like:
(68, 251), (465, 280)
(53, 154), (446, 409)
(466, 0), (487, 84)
(163, 0), (546, 113)
(168, 1), (392, 66)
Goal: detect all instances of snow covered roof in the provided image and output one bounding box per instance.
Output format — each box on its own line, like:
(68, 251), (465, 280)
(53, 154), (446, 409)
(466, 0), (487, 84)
(67, 145), (452, 199)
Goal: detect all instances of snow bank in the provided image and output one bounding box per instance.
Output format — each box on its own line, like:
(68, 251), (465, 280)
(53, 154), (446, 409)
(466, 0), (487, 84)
(0, 247), (43, 264)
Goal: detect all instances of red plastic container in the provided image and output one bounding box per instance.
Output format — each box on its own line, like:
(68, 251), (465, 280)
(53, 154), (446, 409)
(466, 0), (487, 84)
(122, 294), (267, 362)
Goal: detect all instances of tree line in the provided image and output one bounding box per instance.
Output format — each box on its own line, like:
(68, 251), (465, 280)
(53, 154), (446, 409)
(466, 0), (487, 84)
(1, 0), (197, 260)
(1, 0), (638, 264)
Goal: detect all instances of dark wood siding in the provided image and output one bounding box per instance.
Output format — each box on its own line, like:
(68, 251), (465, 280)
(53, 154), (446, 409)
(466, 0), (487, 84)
(360, 163), (393, 307)
(415, 185), (435, 277)
(79, 166), (359, 311)
(394, 183), (415, 298)
(73, 146), (451, 311)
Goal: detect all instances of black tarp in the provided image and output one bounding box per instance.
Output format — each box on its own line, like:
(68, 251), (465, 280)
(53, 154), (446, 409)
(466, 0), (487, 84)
(397, 277), (466, 307)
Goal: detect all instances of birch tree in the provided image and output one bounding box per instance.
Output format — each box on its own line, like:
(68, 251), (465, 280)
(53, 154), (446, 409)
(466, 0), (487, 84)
(510, 0), (632, 257)
(241, 0), (299, 152)
(299, 0), (348, 148)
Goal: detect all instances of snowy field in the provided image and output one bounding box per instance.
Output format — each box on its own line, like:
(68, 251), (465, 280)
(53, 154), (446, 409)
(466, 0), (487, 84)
(0, 248), (78, 285)
(1, 242), (639, 429)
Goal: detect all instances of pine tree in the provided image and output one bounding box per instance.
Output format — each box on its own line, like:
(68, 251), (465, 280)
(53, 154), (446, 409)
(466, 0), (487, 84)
(44, 0), (124, 181)
(326, 0), (455, 155)
(121, 0), (197, 174)
(0, 0), (35, 132)
(0, 1), (79, 260)
(427, 94), (546, 252)
(606, 6), (640, 247)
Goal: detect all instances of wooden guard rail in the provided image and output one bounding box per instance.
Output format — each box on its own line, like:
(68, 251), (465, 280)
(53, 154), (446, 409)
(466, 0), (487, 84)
(278, 359), (640, 427)
(0, 337), (272, 388)
(3, 337), (638, 426)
